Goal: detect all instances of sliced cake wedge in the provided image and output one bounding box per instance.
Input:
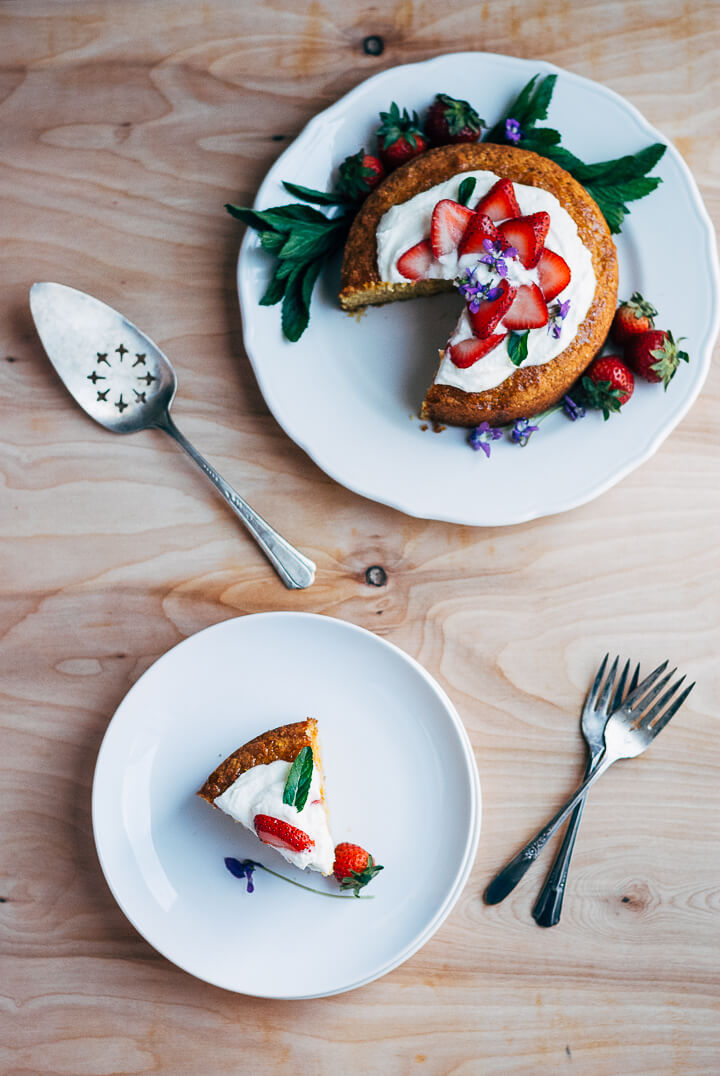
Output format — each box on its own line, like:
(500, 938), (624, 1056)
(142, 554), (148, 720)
(198, 718), (334, 875)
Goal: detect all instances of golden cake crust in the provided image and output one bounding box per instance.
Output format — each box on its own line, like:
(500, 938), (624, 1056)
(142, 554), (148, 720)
(339, 143), (618, 426)
(197, 718), (318, 803)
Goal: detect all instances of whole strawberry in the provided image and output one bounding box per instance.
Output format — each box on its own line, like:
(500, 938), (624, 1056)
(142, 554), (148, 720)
(332, 842), (383, 897)
(376, 102), (428, 171)
(336, 149), (385, 202)
(425, 93), (485, 146)
(625, 329), (689, 389)
(611, 292), (658, 343)
(582, 355), (634, 419)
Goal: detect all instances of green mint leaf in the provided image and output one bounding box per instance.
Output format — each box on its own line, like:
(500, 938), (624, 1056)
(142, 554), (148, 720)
(279, 255), (329, 343)
(259, 264), (288, 306)
(280, 265), (309, 342)
(226, 202), (330, 232)
(521, 126), (562, 148)
(528, 74), (558, 126)
(458, 176), (477, 206)
(530, 142), (587, 174)
(490, 74), (540, 137)
(225, 203), (279, 232)
(585, 175), (662, 206)
(582, 187), (628, 234)
(300, 256), (324, 310)
(259, 230), (285, 255)
(282, 180), (350, 206)
(507, 330), (530, 367)
(282, 746), (314, 810)
(262, 204), (330, 227)
(507, 74), (541, 126)
(485, 73), (558, 143)
(572, 143), (666, 185)
(278, 223), (337, 262)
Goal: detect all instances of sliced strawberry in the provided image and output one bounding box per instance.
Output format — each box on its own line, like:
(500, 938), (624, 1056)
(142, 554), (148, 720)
(502, 284), (549, 330)
(536, 247), (571, 300)
(498, 212), (550, 268)
(253, 814), (314, 852)
(458, 212), (503, 256)
(467, 278), (516, 338)
(475, 178), (521, 223)
(397, 238), (434, 280)
(448, 333), (507, 368)
(430, 199), (475, 257)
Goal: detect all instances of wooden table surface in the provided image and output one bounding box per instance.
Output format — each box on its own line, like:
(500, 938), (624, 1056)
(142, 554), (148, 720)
(2, 1), (719, 1072)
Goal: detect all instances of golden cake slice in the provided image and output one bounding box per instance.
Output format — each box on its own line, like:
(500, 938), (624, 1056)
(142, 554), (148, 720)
(339, 143), (618, 427)
(198, 718), (334, 875)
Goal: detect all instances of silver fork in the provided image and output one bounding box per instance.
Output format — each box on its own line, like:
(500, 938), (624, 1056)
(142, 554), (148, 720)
(532, 655), (639, 927)
(484, 661), (694, 905)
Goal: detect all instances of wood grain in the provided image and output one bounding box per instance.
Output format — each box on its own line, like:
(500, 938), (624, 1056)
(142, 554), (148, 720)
(1, 1), (719, 1073)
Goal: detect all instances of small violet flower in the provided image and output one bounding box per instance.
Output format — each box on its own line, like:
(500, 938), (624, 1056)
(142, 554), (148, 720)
(224, 857), (257, 893)
(548, 298), (571, 339)
(511, 418), (540, 447)
(469, 421), (503, 458)
(563, 394), (586, 421)
(457, 266), (503, 313)
(505, 117), (523, 145)
(479, 238), (519, 278)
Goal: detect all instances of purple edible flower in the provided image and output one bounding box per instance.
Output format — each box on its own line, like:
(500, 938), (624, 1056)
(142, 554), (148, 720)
(548, 298), (571, 339)
(457, 267), (503, 312)
(225, 857), (257, 893)
(469, 421), (503, 458)
(511, 418), (540, 446)
(505, 118), (523, 145)
(563, 394), (586, 421)
(479, 238), (519, 278)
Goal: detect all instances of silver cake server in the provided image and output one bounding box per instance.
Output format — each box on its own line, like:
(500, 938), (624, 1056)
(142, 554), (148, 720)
(29, 282), (316, 589)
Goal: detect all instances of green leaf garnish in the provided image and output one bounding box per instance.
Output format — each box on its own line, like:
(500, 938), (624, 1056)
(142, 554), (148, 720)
(281, 180), (350, 206)
(484, 73), (558, 143)
(507, 330), (530, 367)
(458, 176), (477, 206)
(226, 195), (351, 341)
(282, 746), (314, 811)
(484, 74), (667, 233)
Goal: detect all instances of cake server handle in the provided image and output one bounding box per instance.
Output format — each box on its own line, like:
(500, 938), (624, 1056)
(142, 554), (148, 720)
(155, 412), (316, 589)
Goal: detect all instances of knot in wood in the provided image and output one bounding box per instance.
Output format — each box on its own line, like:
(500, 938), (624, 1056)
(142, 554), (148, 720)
(365, 565), (387, 587)
(362, 35), (384, 56)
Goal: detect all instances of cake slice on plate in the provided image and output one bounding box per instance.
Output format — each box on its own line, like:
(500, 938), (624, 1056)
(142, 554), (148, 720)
(198, 718), (334, 875)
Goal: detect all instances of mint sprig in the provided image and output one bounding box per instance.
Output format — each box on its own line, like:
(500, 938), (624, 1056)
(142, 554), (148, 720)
(484, 74), (666, 234)
(226, 195), (352, 341)
(282, 745), (314, 811)
(507, 330), (530, 367)
(457, 176), (477, 206)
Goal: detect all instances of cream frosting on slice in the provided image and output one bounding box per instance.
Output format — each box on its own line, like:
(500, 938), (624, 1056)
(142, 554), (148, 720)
(214, 758), (334, 875)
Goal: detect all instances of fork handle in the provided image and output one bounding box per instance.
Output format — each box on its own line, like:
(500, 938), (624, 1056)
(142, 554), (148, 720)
(155, 412), (316, 590)
(531, 794), (587, 927)
(531, 752), (600, 927)
(484, 753), (614, 905)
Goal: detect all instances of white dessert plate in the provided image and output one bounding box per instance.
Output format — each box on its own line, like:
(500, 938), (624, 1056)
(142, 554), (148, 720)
(237, 52), (718, 526)
(92, 612), (481, 998)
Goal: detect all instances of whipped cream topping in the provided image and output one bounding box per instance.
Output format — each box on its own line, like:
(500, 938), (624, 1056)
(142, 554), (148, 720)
(375, 169), (596, 396)
(214, 758), (334, 875)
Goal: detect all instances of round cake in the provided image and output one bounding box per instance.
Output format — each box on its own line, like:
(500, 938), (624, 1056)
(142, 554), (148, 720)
(339, 143), (618, 427)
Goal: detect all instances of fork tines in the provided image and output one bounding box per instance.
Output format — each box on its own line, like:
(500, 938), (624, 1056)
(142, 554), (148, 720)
(620, 661), (694, 736)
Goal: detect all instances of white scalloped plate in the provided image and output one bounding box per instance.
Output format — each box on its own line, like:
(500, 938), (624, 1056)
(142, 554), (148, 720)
(92, 613), (481, 998)
(237, 52), (718, 526)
